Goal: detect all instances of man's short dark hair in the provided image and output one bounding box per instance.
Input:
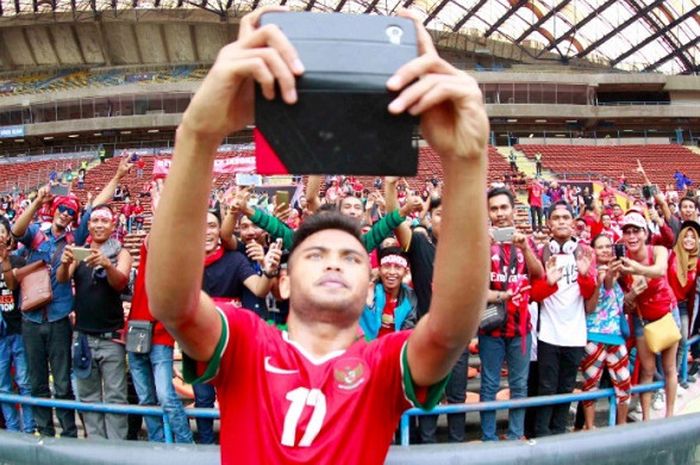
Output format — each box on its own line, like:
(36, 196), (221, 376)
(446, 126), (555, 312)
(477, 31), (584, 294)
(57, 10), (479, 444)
(290, 211), (363, 258)
(680, 197), (697, 209)
(487, 188), (514, 207)
(207, 208), (222, 226)
(428, 197), (441, 212)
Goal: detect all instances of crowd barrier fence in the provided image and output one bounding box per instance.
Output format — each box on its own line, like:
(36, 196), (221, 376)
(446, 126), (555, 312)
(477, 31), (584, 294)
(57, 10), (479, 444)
(0, 409), (698, 465)
(0, 336), (697, 446)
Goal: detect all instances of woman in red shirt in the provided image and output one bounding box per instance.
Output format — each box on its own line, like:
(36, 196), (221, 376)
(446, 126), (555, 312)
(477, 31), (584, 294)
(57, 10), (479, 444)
(667, 221), (699, 387)
(619, 211), (680, 420)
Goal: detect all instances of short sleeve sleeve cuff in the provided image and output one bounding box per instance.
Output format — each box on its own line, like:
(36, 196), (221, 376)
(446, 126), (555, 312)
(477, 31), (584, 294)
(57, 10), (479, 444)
(400, 341), (450, 411)
(182, 306), (230, 385)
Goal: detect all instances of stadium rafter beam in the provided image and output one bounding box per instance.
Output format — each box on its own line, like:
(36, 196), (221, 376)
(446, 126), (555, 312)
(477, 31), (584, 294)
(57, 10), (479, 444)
(423, 0), (450, 26)
(451, 0), (488, 32)
(610, 5), (700, 66)
(334, 0), (347, 12)
(484, 0), (528, 39)
(542, 0), (615, 54)
(623, 0), (694, 72)
(575, 0), (666, 59)
(644, 35), (700, 72)
(363, 0), (380, 14)
(514, 0), (571, 44)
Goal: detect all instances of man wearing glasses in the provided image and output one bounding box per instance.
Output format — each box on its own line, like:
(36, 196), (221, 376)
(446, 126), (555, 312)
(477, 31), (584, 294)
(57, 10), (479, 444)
(11, 190), (83, 437)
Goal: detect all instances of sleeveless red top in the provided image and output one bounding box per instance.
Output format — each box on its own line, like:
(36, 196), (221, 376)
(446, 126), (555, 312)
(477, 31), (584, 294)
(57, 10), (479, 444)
(624, 246), (676, 321)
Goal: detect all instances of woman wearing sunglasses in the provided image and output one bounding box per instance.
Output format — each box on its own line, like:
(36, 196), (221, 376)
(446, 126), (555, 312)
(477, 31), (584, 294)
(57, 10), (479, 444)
(618, 210), (680, 421)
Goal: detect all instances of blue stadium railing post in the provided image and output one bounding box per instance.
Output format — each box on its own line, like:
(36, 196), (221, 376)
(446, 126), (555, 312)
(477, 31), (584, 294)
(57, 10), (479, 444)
(681, 335), (700, 384)
(163, 413), (174, 444)
(608, 392), (617, 427)
(400, 413), (410, 446)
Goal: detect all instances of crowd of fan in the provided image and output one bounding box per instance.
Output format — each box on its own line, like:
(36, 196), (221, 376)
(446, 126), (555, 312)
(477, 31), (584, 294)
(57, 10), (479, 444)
(0, 153), (698, 443)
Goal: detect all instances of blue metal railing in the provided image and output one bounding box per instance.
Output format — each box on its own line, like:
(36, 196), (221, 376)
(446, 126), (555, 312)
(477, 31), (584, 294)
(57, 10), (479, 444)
(398, 381), (664, 446)
(0, 393), (219, 444)
(0, 335), (697, 446)
(399, 334), (700, 446)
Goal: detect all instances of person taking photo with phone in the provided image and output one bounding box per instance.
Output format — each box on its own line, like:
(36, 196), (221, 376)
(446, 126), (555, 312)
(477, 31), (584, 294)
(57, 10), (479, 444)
(56, 205), (132, 440)
(618, 210), (680, 420)
(580, 234), (631, 429)
(145, 6), (490, 465)
(478, 187), (543, 441)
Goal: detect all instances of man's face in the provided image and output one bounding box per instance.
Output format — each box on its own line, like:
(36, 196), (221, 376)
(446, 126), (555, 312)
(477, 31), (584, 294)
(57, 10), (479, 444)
(548, 208), (573, 240)
(53, 204), (75, 231)
(88, 209), (115, 243)
(601, 214), (611, 229)
(340, 197), (364, 219)
(285, 229), (370, 325)
(430, 206), (442, 239)
(239, 216), (264, 243)
(488, 194), (513, 228)
(613, 205), (623, 217)
(379, 262), (407, 294)
(680, 199), (697, 221)
(205, 212), (220, 253)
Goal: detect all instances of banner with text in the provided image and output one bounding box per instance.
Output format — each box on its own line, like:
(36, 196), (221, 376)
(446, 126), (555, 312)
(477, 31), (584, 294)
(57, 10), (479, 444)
(152, 156), (256, 177)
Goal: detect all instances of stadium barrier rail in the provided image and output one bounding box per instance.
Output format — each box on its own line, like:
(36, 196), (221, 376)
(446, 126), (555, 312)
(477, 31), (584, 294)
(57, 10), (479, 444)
(0, 403), (697, 465)
(0, 338), (696, 445)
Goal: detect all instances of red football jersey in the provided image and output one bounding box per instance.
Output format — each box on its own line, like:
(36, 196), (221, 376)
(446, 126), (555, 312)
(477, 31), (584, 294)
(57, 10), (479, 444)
(184, 304), (444, 465)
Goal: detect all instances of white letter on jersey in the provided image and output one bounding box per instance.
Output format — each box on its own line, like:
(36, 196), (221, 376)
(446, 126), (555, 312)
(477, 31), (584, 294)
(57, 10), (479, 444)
(281, 387), (327, 447)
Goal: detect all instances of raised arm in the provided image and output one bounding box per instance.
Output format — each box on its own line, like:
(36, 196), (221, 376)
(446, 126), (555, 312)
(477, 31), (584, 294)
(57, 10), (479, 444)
(220, 186), (253, 251)
(11, 187), (49, 239)
(305, 175), (322, 214)
(397, 11), (490, 387)
(146, 6), (303, 362)
(620, 246), (668, 279)
(91, 155), (133, 207)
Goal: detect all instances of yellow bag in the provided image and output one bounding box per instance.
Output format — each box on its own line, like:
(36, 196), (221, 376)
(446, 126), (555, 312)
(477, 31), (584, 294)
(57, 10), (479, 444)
(642, 312), (681, 354)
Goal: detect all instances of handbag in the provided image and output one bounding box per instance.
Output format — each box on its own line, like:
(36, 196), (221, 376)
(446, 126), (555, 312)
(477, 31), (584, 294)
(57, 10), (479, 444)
(15, 260), (52, 313)
(15, 239), (68, 313)
(480, 245), (517, 332)
(638, 310), (681, 354)
(126, 320), (154, 354)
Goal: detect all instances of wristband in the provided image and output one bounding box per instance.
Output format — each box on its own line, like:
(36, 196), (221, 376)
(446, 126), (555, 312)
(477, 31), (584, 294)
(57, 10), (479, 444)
(263, 268), (279, 279)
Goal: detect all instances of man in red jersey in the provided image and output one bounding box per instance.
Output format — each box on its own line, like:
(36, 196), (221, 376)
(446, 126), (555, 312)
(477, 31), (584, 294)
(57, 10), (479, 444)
(146, 7), (489, 465)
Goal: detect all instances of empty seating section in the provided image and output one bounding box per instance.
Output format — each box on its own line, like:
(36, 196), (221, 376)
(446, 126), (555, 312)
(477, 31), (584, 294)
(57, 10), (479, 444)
(0, 158), (84, 194)
(516, 144), (700, 185)
(0, 66), (209, 96)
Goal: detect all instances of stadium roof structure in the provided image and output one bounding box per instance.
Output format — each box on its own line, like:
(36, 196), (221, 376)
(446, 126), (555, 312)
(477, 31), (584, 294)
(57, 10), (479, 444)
(0, 0), (698, 75)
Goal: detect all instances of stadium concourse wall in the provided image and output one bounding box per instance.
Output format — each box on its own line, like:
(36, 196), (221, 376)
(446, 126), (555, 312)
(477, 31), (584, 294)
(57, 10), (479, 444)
(0, 413), (698, 465)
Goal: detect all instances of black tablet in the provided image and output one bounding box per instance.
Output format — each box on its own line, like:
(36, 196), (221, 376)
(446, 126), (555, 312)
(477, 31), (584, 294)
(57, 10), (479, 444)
(254, 12), (419, 176)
